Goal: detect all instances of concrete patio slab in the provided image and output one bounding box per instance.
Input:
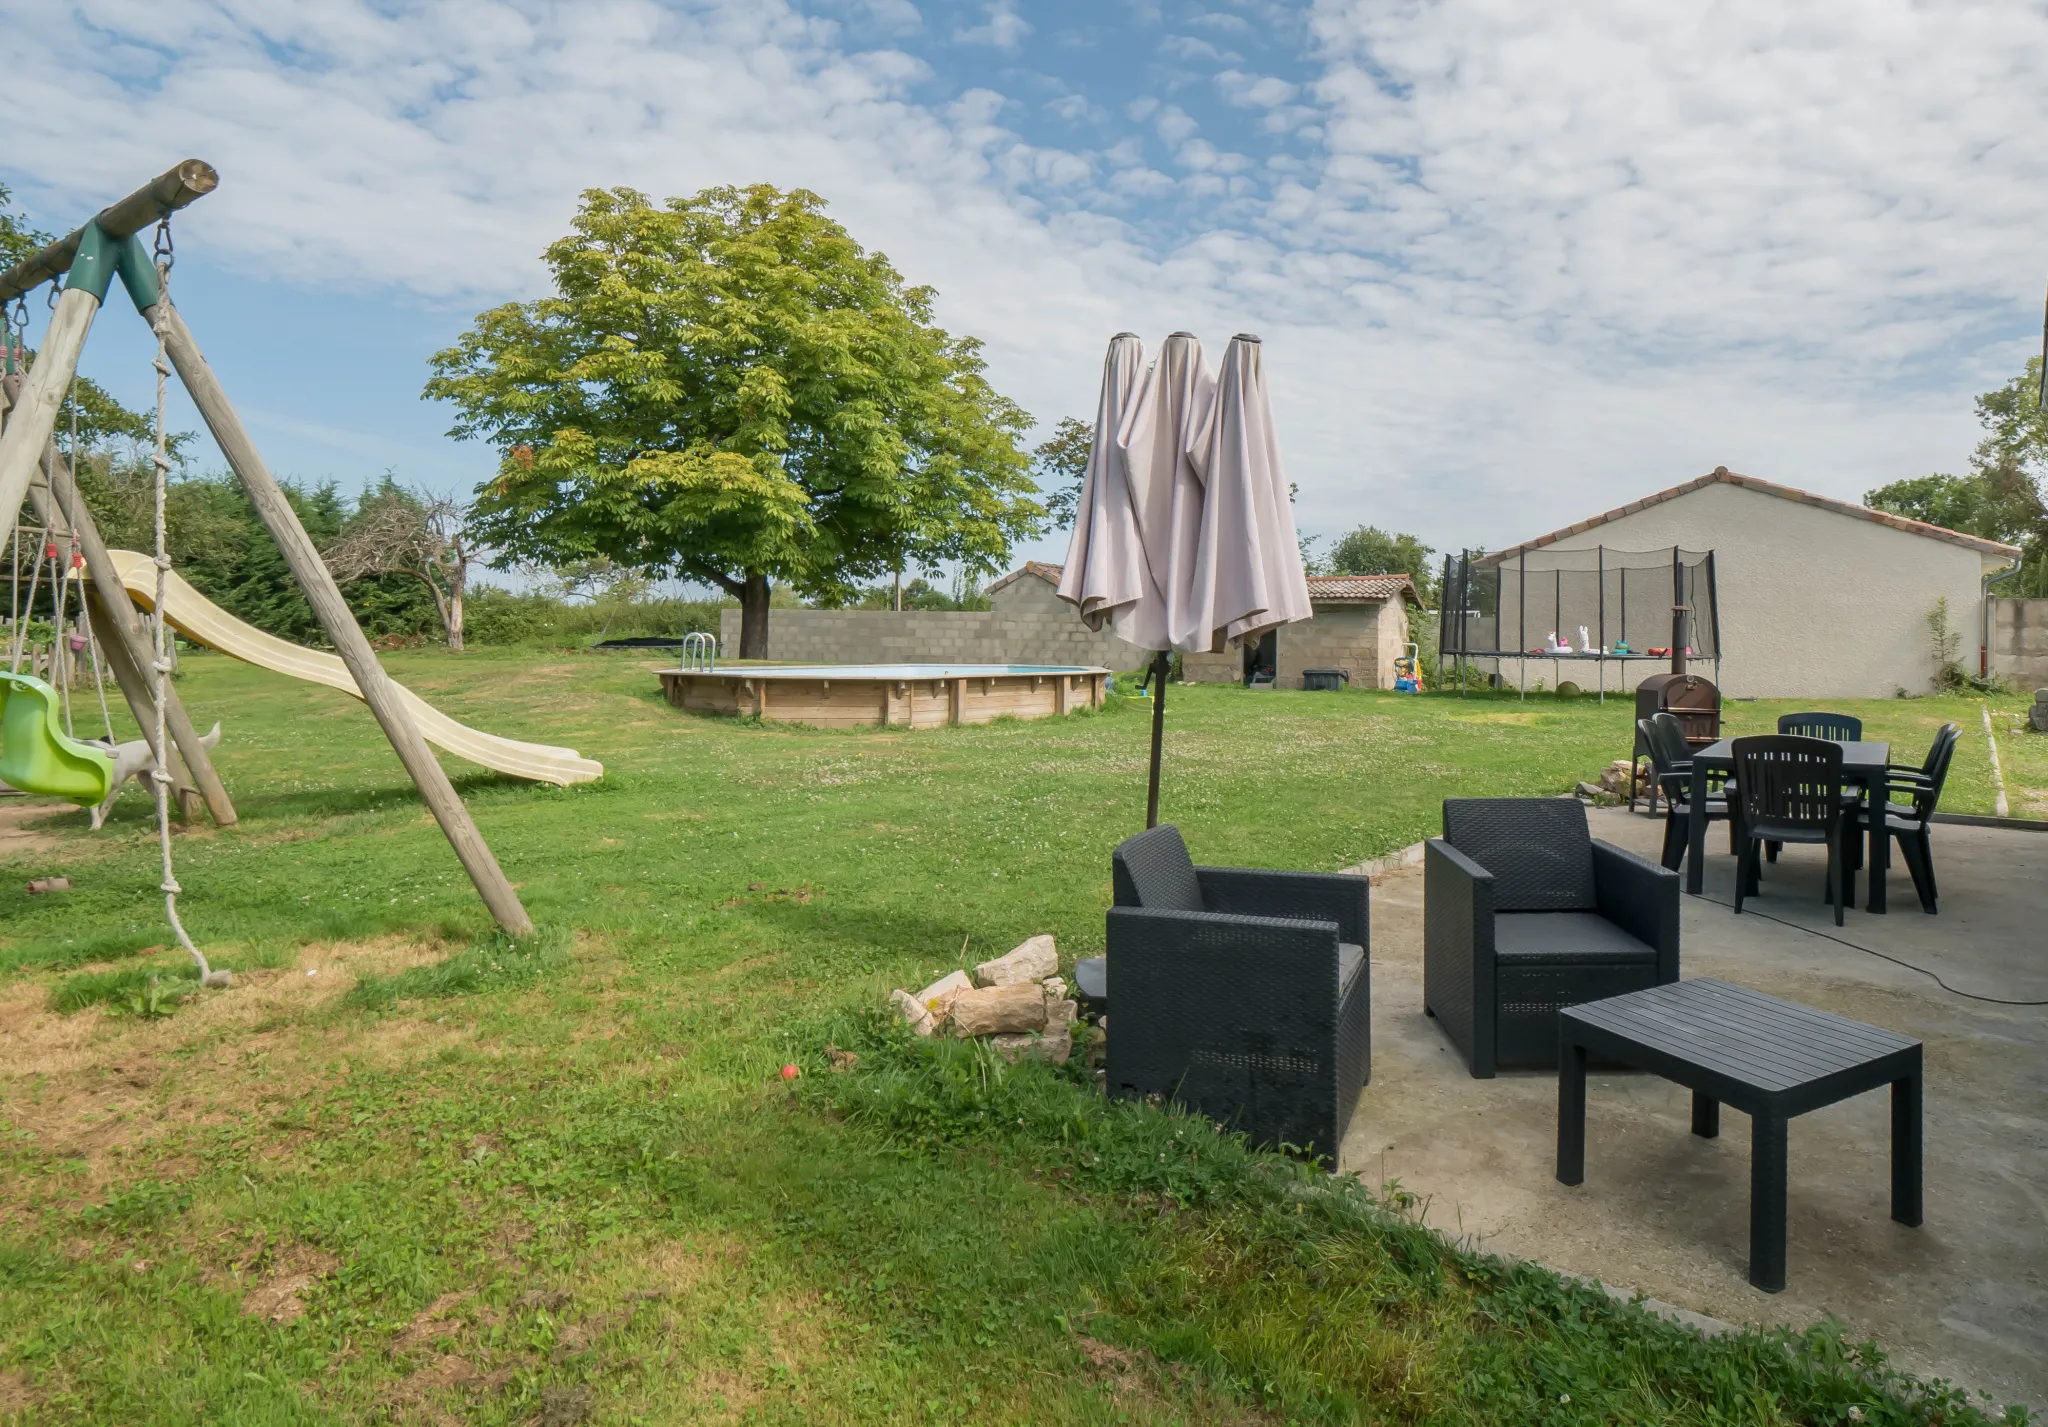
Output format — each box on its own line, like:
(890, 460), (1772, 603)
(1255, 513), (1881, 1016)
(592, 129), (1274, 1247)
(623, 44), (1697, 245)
(1340, 805), (2047, 1412)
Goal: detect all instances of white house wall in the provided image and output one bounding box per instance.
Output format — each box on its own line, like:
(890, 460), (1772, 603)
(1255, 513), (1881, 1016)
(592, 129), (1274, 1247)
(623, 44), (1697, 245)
(1532, 481), (1987, 699)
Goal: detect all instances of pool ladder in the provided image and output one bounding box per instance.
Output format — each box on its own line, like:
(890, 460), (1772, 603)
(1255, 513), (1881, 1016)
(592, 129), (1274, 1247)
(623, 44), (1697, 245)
(681, 631), (717, 672)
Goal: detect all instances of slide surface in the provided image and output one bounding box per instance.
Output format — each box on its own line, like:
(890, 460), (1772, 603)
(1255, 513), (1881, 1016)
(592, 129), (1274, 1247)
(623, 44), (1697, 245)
(101, 550), (603, 787)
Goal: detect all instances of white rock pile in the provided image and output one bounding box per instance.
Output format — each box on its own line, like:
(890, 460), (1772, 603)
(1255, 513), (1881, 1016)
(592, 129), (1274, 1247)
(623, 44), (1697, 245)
(888, 933), (1079, 1064)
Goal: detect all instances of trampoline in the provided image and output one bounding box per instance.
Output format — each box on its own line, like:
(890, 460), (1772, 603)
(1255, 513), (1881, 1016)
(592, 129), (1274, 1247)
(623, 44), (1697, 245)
(1438, 546), (1720, 699)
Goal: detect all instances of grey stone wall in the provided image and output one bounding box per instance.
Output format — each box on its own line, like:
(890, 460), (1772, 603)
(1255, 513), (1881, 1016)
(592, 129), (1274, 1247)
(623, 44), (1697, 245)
(1178, 600), (1410, 688)
(718, 574), (1152, 669)
(1277, 604), (1384, 689)
(1990, 598), (2048, 689)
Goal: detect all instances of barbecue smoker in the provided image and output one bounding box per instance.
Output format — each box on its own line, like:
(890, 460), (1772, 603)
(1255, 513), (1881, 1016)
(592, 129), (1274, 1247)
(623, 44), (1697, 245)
(1630, 604), (1721, 811)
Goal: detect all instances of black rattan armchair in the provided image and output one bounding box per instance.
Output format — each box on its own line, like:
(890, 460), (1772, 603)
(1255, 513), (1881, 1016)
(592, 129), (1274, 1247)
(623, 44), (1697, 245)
(1104, 824), (1370, 1163)
(1424, 798), (1678, 1078)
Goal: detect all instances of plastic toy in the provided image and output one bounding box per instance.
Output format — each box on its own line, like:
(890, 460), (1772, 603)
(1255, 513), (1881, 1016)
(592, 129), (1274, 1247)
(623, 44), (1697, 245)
(1392, 643), (1423, 692)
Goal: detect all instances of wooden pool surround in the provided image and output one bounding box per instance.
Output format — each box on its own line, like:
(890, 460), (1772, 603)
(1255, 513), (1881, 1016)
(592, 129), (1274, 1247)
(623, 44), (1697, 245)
(657, 668), (1110, 728)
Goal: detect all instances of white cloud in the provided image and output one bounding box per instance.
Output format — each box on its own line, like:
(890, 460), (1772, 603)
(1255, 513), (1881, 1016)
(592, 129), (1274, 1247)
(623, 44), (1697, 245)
(954, 1), (1030, 50)
(1154, 105), (1199, 145)
(1216, 70), (1299, 107)
(1043, 93), (1100, 124)
(2, 0), (2041, 564)
(1159, 34), (1235, 63)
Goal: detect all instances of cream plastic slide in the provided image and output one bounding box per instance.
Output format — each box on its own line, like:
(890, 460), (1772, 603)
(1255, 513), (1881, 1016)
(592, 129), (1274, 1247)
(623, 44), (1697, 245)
(101, 549), (603, 786)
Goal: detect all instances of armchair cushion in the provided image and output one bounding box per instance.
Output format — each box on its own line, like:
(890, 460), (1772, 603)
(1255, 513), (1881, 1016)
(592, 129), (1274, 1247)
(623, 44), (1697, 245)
(1339, 942), (1366, 996)
(1111, 823), (1204, 911)
(1441, 798), (1597, 911)
(1493, 913), (1656, 963)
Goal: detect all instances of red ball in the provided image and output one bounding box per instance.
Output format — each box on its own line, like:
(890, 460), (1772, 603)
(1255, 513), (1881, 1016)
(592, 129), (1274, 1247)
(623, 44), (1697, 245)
(780, 1064), (800, 1081)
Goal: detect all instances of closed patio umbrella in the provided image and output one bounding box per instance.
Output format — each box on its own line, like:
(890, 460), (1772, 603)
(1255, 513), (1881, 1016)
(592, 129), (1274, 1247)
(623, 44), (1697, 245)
(1056, 334), (1149, 632)
(1187, 334), (1314, 648)
(1059, 330), (1312, 828)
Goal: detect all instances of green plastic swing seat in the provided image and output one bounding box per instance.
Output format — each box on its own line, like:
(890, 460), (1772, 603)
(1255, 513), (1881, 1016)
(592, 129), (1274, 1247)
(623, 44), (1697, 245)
(0, 671), (114, 807)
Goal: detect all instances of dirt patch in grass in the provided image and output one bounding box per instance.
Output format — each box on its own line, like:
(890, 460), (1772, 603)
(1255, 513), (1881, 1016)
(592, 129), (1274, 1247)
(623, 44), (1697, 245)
(0, 1368), (42, 1413)
(394, 1290), (478, 1350)
(240, 1242), (343, 1324)
(0, 937), (482, 1196)
(0, 798), (78, 858)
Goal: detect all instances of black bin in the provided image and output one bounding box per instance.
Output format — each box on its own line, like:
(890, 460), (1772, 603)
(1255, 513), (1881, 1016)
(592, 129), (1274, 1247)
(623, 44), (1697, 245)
(1302, 668), (1349, 692)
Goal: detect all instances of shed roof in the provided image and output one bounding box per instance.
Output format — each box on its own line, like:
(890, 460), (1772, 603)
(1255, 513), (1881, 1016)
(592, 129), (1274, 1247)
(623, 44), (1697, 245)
(1488, 466), (2022, 562)
(991, 562), (1419, 606)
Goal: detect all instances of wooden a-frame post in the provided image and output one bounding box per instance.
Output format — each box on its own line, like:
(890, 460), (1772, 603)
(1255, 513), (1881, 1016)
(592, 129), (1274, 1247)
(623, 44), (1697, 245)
(0, 161), (533, 938)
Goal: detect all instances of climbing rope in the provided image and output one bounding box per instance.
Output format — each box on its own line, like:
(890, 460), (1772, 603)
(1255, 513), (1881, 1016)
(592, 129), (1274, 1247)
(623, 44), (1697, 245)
(145, 223), (221, 989)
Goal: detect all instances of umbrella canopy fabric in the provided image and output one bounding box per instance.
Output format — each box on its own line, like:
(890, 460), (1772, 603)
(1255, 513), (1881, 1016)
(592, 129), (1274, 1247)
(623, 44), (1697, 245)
(1056, 333), (1151, 636)
(1186, 334), (1314, 647)
(1115, 332), (1214, 653)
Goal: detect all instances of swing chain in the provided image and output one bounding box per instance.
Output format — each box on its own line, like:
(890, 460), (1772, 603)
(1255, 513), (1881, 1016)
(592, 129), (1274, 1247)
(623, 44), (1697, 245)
(152, 217), (175, 271)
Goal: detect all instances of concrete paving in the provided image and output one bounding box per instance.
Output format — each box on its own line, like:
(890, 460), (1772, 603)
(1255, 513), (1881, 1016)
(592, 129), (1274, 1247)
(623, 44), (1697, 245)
(1339, 806), (2048, 1411)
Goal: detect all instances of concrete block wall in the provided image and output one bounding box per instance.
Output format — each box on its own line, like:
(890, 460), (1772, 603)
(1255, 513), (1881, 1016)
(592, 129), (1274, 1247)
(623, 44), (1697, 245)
(1276, 604), (1384, 689)
(716, 575), (1153, 669)
(1990, 598), (2048, 689)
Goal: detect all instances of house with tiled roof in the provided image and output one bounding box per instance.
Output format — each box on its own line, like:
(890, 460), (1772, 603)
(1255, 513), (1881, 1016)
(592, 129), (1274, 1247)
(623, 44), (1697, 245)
(1482, 467), (2021, 698)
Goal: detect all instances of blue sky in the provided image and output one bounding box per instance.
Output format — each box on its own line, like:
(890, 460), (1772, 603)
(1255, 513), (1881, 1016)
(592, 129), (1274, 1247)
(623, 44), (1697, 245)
(7, 0), (2046, 583)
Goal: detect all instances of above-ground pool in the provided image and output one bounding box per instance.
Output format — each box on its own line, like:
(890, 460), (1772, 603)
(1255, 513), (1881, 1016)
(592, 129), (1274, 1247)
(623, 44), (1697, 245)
(657, 663), (1111, 728)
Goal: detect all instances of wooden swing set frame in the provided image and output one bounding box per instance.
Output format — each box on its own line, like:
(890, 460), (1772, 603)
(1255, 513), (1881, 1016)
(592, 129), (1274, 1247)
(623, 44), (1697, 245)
(0, 161), (534, 937)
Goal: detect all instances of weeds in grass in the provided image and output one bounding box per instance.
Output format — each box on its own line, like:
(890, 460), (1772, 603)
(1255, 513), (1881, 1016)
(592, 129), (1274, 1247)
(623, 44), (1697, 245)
(346, 924), (572, 1009)
(49, 964), (199, 1017)
(77, 1179), (191, 1231)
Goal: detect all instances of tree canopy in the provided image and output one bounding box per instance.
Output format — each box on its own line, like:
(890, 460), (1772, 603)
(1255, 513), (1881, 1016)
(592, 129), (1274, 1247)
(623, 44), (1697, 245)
(1322, 525), (1438, 604)
(1032, 416), (1091, 530)
(425, 184), (1043, 656)
(1866, 357), (2048, 596)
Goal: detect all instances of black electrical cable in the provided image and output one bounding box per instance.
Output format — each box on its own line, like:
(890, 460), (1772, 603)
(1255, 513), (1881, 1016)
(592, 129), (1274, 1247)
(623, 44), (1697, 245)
(1689, 892), (2048, 1007)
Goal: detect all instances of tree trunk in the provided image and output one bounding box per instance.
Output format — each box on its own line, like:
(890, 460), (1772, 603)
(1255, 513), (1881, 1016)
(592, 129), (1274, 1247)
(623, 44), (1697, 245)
(738, 571), (770, 659)
(448, 584), (464, 652)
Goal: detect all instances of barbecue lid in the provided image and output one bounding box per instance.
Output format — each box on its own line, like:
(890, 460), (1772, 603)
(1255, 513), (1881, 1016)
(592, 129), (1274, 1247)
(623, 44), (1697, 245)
(1637, 672), (1719, 707)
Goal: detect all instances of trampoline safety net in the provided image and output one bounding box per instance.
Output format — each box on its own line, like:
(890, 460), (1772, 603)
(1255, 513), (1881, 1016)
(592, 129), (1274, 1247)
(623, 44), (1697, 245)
(1439, 546), (1719, 665)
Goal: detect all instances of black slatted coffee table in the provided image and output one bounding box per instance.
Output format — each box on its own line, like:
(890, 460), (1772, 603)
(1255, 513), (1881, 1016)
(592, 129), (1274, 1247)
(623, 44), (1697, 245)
(1555, 978), (1922, 1292)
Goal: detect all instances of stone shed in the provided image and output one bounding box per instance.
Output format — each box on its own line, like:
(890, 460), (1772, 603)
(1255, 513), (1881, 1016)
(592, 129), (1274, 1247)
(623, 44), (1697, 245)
(1181, 574), (1420, 690)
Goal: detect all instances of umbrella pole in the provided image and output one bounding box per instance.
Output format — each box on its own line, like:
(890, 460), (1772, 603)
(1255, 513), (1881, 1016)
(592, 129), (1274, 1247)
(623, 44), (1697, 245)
(1145, 650), (1170, 828)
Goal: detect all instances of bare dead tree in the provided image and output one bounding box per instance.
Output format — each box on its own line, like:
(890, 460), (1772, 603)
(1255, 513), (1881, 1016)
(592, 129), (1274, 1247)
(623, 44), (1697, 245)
(325, 482), (477, 650)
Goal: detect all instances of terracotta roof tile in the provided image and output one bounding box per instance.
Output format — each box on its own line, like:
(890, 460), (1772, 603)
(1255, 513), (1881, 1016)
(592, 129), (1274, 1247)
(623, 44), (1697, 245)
(993, 562), (1418, 606)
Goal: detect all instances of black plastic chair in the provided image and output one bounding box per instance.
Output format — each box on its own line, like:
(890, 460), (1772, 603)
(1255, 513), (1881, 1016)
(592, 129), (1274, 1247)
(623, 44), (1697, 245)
(1640, 712), (1738, 870)
(1778, 712), (1862, 742)
(1764, 713), (1861, 862)
(1849, 724), (1959, 914)
(1424, 798), (1678, 1078)
(1732, 736), (1851, 926)
(1102, 824), (1370, 1162)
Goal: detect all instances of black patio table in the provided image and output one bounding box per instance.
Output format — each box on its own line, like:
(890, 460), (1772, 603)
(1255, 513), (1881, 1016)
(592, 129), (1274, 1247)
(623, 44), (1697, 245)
(1556, 978), (1923, 1293)
(1685, 736), (1893, 912)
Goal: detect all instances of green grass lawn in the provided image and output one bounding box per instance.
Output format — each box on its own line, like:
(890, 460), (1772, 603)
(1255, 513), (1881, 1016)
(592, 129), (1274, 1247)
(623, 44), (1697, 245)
(0, 651), (2035, 1424)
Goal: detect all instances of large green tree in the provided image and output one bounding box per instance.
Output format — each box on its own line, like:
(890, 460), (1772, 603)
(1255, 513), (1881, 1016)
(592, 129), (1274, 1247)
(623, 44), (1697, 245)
(426, 184), (1043, 657)
(1866, 357), (2048, 596)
